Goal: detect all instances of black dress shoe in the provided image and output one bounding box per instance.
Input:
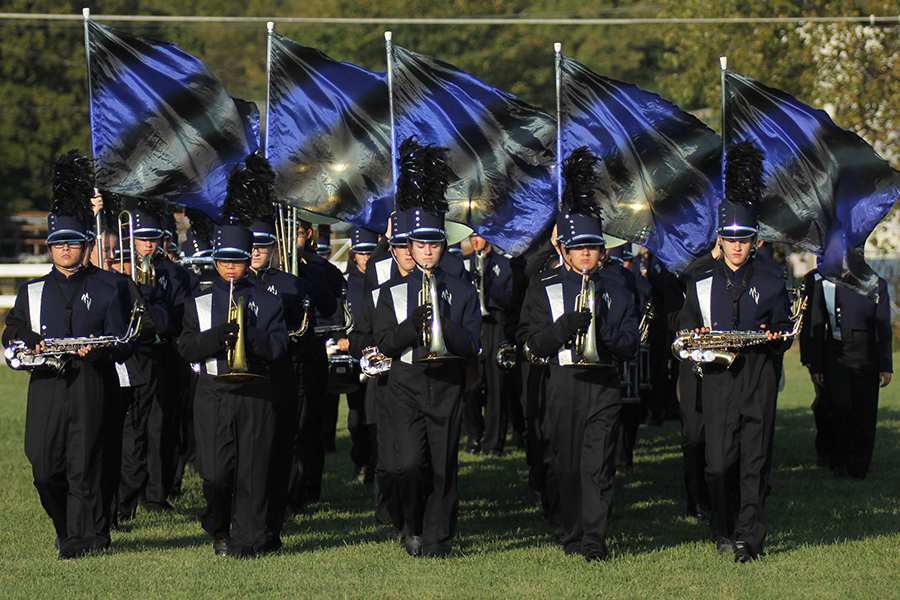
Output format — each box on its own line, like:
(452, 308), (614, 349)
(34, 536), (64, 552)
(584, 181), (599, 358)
(733, 540), (756, 563)
(465, 439), (481, 454)
(54, 537), (61, 550)
(686, 502), (710, 520)
(391, 528), (404, 544)
(257, 538), (283, 554)
(404, 535), (423, 557)
(716, 536), (734, 555)
(213, 538), (230, 557)
(141, 500), (174, 513)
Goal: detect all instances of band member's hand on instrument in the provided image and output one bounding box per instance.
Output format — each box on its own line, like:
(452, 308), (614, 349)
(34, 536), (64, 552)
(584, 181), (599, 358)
(561, 309), (592, 335)
(692, 327), (710, 334)
(17, 329), (45, 352)
(337, 338), (350, 352)
(217, 321), (240, 346)
(91, 191), (103, 216)
(411, 304), (432, 333)
(760, 324), (781, 340)
(880, 372), (892, 387)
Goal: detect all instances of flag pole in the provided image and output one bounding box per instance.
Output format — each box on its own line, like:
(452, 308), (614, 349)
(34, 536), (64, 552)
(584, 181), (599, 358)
(265, 21), (286, 270)
(385, 31), (398, 188)
(83, 8), (106, 269)
(719, 56), (728, 155)
(554, 42), (563, 208)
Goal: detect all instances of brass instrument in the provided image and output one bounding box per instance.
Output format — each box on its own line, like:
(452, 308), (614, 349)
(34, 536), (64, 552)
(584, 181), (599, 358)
(314, 294), (354, 336)
(118, 210), (137, 282)
(671, 292), (808, 377)
(417, 269), (456, 362)
(572, 269), (603, 367)
(638, 300), (654, 345)
(360, 346), (392, 377)
(288, 298), (311, 339)
(136, 252), (156, 286)
(495, 340), (517, 371)
(523, 342), (548, 366)
(214, 279), (266, 384)
(474, 250), (489, 316)
(5, 301), (145, 373)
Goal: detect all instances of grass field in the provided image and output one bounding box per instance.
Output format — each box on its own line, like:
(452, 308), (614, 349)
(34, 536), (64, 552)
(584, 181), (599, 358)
(0, 347), (898, 599)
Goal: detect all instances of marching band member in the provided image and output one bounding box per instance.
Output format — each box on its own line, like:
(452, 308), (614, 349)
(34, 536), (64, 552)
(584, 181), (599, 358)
(462, 234), (515, 455)
(372, 138), (481, 557)
(3, 151), (133, 559)
(678, 141), (792, 562)
(177, 161), (289, 558)
(521, 148), (639, 562)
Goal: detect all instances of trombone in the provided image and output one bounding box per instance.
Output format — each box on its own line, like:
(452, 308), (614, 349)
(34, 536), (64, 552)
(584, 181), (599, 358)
(214, 278), (266, 384)
(572, 269), (604, 367)
(118, 209), (155, 286)
(417, 268), (457, 362)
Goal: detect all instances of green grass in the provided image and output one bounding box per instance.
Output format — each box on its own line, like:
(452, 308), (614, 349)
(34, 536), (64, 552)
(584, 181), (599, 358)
(1, 347), (898, 599)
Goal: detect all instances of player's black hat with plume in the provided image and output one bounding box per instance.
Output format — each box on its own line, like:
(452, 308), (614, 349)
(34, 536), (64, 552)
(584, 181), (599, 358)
(395, 136), (451, 243)
(718, 140), (764, 238)
(213, 153), (274, 260)
(557, 146), (605, 248)
(47, 150), (94, 244)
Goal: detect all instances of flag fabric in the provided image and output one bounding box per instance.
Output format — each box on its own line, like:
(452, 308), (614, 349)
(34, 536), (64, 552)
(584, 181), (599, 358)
(267, 33), (393, 232)
(86, 20), (259, 218)
(389, 44), (557, 256)
(724, 69), (900, 299)
(558, 54), (723, 273)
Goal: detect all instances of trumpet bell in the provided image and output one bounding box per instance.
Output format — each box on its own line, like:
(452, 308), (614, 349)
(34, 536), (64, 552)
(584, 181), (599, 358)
(213, 371), (267, 384)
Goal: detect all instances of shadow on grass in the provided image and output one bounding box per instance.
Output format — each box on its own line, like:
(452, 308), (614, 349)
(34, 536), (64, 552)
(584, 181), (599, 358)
(108, 405), (900, 559)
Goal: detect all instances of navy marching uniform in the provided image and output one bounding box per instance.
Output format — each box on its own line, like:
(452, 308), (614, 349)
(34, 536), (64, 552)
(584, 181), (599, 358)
(522, 207), (639, 561)
(177, 223), (288, 557)
(808, 275), (892, 479)
(3, 210), (132, 559)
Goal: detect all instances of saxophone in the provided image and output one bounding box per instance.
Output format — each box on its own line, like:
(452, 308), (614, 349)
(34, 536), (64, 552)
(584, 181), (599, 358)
(288, 298), (311, 339)
(5, 301), (145, 373)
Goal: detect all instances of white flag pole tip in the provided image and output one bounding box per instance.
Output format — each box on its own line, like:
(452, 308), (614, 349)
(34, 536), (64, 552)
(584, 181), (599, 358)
(82, 7), (90, 18)
(385, 31), (392, 41)
(267, 21), (274, 31)
(554, 42), (561, 52)
(719, 56), (727, 70)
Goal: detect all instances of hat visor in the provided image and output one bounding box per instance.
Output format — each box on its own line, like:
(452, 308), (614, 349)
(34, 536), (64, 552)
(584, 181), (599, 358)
(408, 228), (447, 243)
(47, 230), (88, 244)
(717, 225), (758, 240)
(211, 248), (251, 261)
(564, 233), (606, 248)
(252, 233), (278, 246)
(351, 243), (378, 254)
(134, 228), (164, 240)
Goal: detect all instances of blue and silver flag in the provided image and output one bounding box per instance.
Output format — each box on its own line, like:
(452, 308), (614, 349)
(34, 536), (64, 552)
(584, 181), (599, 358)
(558, 53), (722, 273)
(267, 33), (393, 231)
(724, 69), (900, 299)
(86, 20), (259, 217)
(389, 43), (557, 256)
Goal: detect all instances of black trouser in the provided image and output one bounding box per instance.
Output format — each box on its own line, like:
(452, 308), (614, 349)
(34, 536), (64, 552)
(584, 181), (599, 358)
(463, 314), (511, 453)
(678, 360), (709, 509)
(371, 375), (394, 527)
(170, 358), (196, 496)
(265, 354), (301, 544)
(347, 385), (372, 471)
(194, 376), (274, 552)
(25, 362), (116, 556)
(613, 400), (642, 472)
(379, 360), (466, 557)
(821, 331), (880, 478)
(288, 340), (326, 507)
(522, 362), (561, 533)
(545, 365), (621, 559)
(701, 352), (778, 556)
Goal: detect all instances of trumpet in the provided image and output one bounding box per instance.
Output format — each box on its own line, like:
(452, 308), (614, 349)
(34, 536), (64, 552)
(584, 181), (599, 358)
(214, 278), (266, 384)
(474, 250), (489, 316)
(288, 298), (311, 339)
(495, 340), (517, 371)
(572, 269), (604, 367)
(638, 300), (654, 345)
(5, 301), (145, 373)
(360, 346), (392, 377)
(671, 292), (807, 377)
(417, 269), (456, 362)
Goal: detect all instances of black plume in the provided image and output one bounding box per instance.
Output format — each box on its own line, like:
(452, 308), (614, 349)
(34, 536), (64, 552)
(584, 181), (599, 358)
(724, 141), (765, 205)
(222, 153), (276, 226)
(421, 144), (451, 216)
(561, 146), (600, 217)
(185, 207), (217, 243)
(50, 149), (93, 217)
(100, 190), (123, 231)
(395, 136), (426, 212)
(137, 197), (171, 221)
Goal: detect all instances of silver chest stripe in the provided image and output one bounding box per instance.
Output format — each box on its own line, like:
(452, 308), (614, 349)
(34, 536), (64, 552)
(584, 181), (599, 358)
(28, 281), (44, 334)
(371, 288), (381, 306)
(696, 276), (713, 329)
(115, 362), (131, 387)
(545, 283), (572, 366)
(822, 280), (840, 341)
(376, 259), (392, 286)
(390, 283), (413, 364)
(195, 294), (218, 375)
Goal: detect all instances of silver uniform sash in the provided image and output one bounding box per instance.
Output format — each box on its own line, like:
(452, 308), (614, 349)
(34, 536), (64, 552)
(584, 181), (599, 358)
(195, 293), (217, 375)
(545, 282), (572, 366)
(822, 280), (840, 341)
(27, 281), (44, 334)
(390, 283), (413, 364)
(696, 276), (714, 330)
(115, 362), (131, 387)
(375, 258), (392, 286)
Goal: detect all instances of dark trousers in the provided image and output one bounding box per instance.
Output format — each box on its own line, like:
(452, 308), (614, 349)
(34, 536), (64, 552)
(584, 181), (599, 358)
(821, 332), (881, 478)
(288, 341), (327, 507)
(545, 365), (621, 559)
(25, 363), (115, 556)
(521, 363), (561, 534)
(701, 352), (779, 556)
(463, 315), (512, 453)
(194, 377), (274, 551)
(380, 361), (465, 557)
(371, 375), (395, 527)
(347, 385), (372, 470)
(678, 360), (709, 509)
(265, 355), (300, 544)
(613, 401), (642, 472)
